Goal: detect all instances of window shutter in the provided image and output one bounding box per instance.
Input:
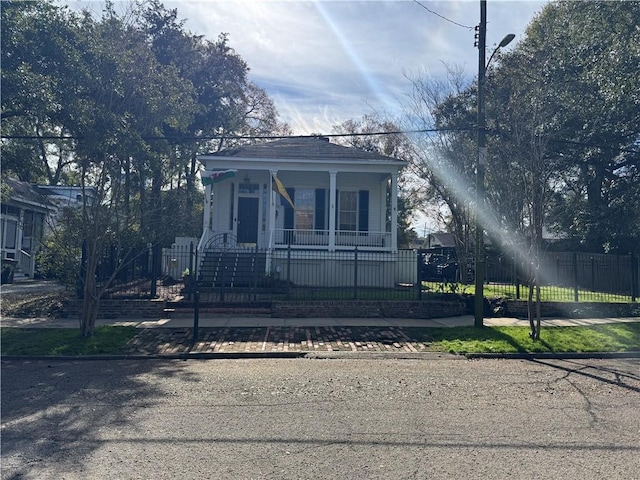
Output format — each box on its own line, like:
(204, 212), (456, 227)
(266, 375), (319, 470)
(229, 183), (235, 230)
(315, 188), (326, 230)
(358, 190), (369, 232)
(284, 188), (295, 230)
(335, 189), (339, 230)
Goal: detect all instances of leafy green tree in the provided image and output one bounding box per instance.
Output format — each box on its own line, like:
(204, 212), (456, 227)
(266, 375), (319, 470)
(138, 1), (290, 237)
(480, 0), (639, 336)
(511, 1), (640, 254)
(2, 0), (291, 335)
(36, 206), (83, 287)
(1, 0), (82, 184)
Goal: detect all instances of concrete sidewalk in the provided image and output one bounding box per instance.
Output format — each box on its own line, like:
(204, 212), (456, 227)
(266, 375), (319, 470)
(3, 313), (640, 329)
(3, 314), (638, 357)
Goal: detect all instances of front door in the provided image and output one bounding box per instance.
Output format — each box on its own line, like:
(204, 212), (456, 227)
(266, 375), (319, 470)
(237, 197), (259, 244)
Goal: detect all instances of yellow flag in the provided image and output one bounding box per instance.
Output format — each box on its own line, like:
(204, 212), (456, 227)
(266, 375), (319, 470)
(271, 173), (295, 209)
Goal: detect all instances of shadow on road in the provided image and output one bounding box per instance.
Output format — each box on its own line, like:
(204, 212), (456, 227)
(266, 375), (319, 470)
(529, 358), (640, 393)
(1, 359), (195, 478)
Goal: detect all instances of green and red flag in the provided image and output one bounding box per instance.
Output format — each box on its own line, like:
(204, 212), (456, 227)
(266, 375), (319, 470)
(201, 169), (237, 186)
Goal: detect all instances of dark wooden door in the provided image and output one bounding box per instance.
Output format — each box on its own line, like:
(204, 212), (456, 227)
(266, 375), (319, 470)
(237, 197), (259, 244)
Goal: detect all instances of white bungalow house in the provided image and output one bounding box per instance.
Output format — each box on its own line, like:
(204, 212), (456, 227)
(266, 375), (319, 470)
(195, 136), (413, 288)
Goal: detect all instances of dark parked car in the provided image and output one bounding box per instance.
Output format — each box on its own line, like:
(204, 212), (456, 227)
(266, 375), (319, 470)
(420, 252), (457, 282)
(420, 247), (474, 283)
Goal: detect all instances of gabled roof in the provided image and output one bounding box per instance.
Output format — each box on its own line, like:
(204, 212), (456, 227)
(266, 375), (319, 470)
(2, 178), (54, 211)
(208, 137), (404, 163)
(427, 232), (457, 248)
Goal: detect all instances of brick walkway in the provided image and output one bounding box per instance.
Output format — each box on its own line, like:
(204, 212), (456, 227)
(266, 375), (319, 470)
(124, 326), (439, 355)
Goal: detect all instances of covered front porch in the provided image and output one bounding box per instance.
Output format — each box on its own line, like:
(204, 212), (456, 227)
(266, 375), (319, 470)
(197, 166), (403, 254)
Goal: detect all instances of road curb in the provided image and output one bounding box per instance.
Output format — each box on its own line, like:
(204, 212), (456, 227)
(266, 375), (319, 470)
(464, 351), (640, 360)
(3, 350), (639, 361)
(0, 352), (307, 361)
(0, 352), (459, 361)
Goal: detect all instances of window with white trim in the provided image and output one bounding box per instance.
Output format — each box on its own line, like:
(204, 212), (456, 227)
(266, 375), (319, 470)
(339, 191), (357, 231)
(294, 189), (314, 230)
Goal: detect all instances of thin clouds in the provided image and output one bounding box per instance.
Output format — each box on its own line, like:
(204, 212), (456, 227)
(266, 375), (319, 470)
(71, 0), (548, 134)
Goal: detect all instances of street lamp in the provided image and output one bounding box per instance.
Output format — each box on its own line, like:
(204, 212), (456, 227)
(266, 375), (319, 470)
(474, 0), (515, 328)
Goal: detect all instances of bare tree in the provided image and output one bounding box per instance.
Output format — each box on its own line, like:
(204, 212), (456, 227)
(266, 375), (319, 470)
(401, 65), (476, 280)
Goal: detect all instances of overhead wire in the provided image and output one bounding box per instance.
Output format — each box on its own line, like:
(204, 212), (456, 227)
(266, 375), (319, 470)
(412, 0), (474, 30)
(0, 128), (472, 142)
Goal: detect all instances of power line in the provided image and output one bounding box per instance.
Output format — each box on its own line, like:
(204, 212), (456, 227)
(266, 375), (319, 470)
(3, 130), (637, 155)
(0, 128), (471, 142)
(412, 0), (474, 30)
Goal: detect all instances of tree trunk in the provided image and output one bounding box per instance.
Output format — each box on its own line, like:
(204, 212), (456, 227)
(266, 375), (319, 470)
(81, 289), (100, 338)
(80, 238), (100, 337)
(185, 152), (198, 227)
(529, 170), (544, 341)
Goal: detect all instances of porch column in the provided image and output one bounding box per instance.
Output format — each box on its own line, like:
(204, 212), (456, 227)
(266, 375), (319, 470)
(198, 182), (213, 251)
(391, 172), (398, 252)
(328, 170), (337, 251)
(203, 183), (212, 232)
(268, 169), (277, 250)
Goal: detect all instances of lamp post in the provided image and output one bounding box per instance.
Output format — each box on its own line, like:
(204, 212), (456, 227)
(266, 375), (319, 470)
(474, 0), (515, 328)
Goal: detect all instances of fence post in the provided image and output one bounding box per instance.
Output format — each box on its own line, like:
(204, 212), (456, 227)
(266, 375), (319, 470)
(220, 253), (226, 304)
(286, 244), (291, 301)
(188, 242), (194, 302)
(353, 247), (358, 300)
(417, 249), (423, 301)
(515, 255), (520, 300)
(252, 245), (258, 303)
(572, 252), (579, 302)
(192, 247), (199, 344)
(590, 256), (596, 292)
(150, 243), (159, 298)
(631, 252), (638, 302)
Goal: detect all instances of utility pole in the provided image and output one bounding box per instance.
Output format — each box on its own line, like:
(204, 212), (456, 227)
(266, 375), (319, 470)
(474, 0), (487, 328)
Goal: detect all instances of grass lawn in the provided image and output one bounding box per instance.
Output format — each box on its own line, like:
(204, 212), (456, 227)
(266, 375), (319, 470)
(482, 284), (634, 303)
(423, 281), (635, 303)
(1, 326), (138, 356)
(406, 323), (640, 354)
(1, 323), (638, 356)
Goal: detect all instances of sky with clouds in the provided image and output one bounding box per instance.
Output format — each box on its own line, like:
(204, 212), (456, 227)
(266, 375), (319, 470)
(168, 0), (549, 134)
(72, 0), (549, 135)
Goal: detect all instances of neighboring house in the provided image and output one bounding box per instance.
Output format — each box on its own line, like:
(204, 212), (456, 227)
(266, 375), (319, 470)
(425, 232), (457, 250)
(1, 178), (96, 282)
(35, 184), (95, 212)
(195, 136), (410, 287)
(1, 178), (53, 281)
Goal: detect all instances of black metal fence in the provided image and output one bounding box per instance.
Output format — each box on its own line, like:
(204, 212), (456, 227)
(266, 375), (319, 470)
(88, 243), (639, 304)
(485, 251), (639, 302)
(161, 245), (421, 303)
(78, 242), (160, 299)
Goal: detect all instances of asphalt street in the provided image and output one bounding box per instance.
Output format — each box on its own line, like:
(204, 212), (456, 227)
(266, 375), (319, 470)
(3, 357), (639, 479)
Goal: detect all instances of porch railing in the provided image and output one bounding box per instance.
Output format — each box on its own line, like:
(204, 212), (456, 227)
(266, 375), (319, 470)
(18, 249), (34, 278)
(273, 229), (391, 250)
(274, 229), (330, 247)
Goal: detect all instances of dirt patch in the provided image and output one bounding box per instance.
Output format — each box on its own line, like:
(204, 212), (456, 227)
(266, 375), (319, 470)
(1, 282), (72, 318)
